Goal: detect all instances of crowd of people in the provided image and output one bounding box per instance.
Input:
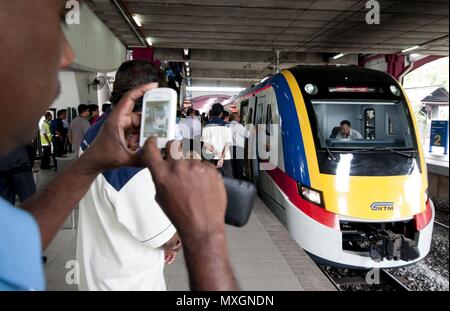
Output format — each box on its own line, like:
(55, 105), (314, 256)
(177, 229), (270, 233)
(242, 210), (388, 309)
(39, 104), (111, 168)
(175, 103), (252, 180)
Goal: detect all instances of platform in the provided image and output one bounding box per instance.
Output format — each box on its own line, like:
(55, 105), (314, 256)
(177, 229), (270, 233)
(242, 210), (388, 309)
(39, 171), (334, 291)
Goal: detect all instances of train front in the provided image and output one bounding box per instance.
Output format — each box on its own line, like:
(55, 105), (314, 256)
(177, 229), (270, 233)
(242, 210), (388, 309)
(283, 66), (434, 269)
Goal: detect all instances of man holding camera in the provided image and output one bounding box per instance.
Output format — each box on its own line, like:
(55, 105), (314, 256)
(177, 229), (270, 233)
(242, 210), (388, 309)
(0, 0), (236, 291)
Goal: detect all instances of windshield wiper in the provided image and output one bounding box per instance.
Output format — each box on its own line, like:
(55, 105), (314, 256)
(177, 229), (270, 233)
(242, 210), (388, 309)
(354, 147), (416, 159)
(316, 126), (336, 161)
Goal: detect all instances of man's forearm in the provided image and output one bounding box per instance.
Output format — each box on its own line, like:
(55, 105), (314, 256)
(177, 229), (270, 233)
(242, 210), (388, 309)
(183, 232), (238, 291)
(221, 143), (230, 158)
(22, 153), (99, 249)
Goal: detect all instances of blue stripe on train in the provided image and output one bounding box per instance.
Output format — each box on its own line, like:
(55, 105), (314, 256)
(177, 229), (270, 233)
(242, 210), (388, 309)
(269, 73), (311, 187)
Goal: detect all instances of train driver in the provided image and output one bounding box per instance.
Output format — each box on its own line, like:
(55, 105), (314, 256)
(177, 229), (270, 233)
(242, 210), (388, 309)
(335, 120), (363, 140)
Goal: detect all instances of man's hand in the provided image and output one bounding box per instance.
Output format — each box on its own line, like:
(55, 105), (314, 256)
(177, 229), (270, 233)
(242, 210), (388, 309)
(141, 138), (238, 290)
(81, 83), (158, 173)
(164, 248), (179, 265)
(216, 158), (224, 168)
(142, 139), (227, 240)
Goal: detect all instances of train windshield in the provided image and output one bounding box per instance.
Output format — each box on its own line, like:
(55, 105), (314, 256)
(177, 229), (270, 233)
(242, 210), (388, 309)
(311, 100), (417, 150)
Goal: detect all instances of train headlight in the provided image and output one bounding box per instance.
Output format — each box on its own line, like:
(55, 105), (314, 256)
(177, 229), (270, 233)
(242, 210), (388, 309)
(304, 84), (318, 95)
(298, 184), (324, 207)
(390, 85), (401, 97)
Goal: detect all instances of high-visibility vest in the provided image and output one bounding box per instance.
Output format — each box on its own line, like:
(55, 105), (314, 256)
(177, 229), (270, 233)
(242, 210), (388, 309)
(40, 120), (52, 146)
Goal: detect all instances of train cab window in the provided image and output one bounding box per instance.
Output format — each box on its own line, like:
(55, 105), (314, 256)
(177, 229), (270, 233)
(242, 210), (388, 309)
(311, 100), (416, 150)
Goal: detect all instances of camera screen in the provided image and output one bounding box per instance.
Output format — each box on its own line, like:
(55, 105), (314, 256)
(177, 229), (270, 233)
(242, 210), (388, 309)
(143, 101), (169, 138)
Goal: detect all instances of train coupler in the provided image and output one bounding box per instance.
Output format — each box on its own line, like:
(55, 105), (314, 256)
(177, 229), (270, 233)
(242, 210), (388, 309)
(369, 230), (420, 262)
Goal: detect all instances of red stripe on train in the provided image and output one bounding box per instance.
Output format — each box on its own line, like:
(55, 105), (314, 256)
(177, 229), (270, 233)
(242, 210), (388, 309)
(266, 168), (339, 230)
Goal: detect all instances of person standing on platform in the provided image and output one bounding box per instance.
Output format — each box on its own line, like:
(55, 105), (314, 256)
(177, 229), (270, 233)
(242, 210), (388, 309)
(40, 112), (53, 170)
(186, 108), (202, 140)
(51, 109), (67, 159)
(68, 104), (91, 156)
(229, 112), (252, 180)
(89, 104), (100, 125)
(202, 104), (233, 178)
(76, 60), (182, 291)
(222, 110), (230, 124)
(102, 103), (111, 115)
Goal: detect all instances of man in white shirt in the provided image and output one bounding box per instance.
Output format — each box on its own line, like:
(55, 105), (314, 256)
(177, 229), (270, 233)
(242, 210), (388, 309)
(186, 108), (202, 140)
(228, 112), (252, 180)
(76, 60), (181, 291)
(201, 104), (233, 178)
(336, 120), (363, 140)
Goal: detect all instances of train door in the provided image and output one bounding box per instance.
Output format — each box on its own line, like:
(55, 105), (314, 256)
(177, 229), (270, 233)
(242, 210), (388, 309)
(243, 96), (256, 181)
(251, 96), (266, 183)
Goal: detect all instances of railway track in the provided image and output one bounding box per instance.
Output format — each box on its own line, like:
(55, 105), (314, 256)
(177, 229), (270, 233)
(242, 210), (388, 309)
(319, 266), (410, 291)
(434, 220), (449, 230)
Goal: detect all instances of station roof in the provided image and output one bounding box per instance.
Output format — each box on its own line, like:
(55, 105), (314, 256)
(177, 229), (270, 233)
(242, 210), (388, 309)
(422, 87), (449, 104)
(86, 0), (449, 85)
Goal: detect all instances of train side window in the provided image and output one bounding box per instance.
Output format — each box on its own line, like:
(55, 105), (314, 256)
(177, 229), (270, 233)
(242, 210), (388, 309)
(364, 108), (376, 139)
(247, 108), (253, 124)
(266, 105), (272, 136)
(240, 100), (249, 122)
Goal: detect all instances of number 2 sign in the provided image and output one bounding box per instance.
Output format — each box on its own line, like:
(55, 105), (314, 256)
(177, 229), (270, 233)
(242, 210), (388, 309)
(429, 120), (449, 155)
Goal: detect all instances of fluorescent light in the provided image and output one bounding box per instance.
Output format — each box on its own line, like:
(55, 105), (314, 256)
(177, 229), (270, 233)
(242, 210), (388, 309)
(185, 62), (190, 67)
(186, 72), (191, 77)
(186, 67), (190, 72)
(402, 45), (420, 53)
(186, 86), (245, 93)
(331, 53), (345, 60)
(146, 37), (153, 46)
(132, 14), (142, 27)
(184, 48), (189, 56)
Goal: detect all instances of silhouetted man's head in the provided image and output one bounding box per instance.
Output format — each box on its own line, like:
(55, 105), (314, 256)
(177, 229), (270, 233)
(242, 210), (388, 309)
(110, 60), (165, 112)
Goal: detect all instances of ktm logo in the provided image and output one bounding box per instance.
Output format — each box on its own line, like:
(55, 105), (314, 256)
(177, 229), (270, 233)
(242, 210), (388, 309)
(371, 202), (394, 211)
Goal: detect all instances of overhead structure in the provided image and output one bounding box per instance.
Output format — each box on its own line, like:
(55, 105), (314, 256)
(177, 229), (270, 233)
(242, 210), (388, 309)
(86, 0), (449, 87)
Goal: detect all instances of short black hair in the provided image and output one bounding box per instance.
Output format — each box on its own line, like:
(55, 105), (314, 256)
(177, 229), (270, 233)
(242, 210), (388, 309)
(340, 120), (352, 127)
(210, 103), (224, 117)
(186, 108), (195, 116)
(110, 60), (165, 106)
(78, 104), (89, 115)
(57, 109), (67, 118)
(194, 110), (200, 116)
(88, 104), (99, 113)
(222, 111), (230, 119)
(102, 103), (111, 113)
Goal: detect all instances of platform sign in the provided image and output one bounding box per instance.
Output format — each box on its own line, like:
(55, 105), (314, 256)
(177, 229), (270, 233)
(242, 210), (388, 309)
(429, 120), (449, 155)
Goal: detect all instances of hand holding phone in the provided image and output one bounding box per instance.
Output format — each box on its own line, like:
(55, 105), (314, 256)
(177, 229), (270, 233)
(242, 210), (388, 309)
(139, 88), (178, 149)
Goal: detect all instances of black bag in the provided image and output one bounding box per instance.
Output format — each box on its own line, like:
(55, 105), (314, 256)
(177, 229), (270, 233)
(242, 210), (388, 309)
(223, 177), (256, 227)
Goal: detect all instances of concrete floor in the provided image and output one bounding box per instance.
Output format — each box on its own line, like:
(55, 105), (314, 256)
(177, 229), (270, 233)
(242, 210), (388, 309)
(37, 166), (334, 291)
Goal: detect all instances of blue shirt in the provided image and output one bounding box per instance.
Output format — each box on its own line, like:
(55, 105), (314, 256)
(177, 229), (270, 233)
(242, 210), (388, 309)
(0, 198), (45, 291)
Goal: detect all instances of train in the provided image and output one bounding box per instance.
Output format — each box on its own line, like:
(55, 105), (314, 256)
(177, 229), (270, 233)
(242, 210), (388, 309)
(225, 66), (434, 269)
